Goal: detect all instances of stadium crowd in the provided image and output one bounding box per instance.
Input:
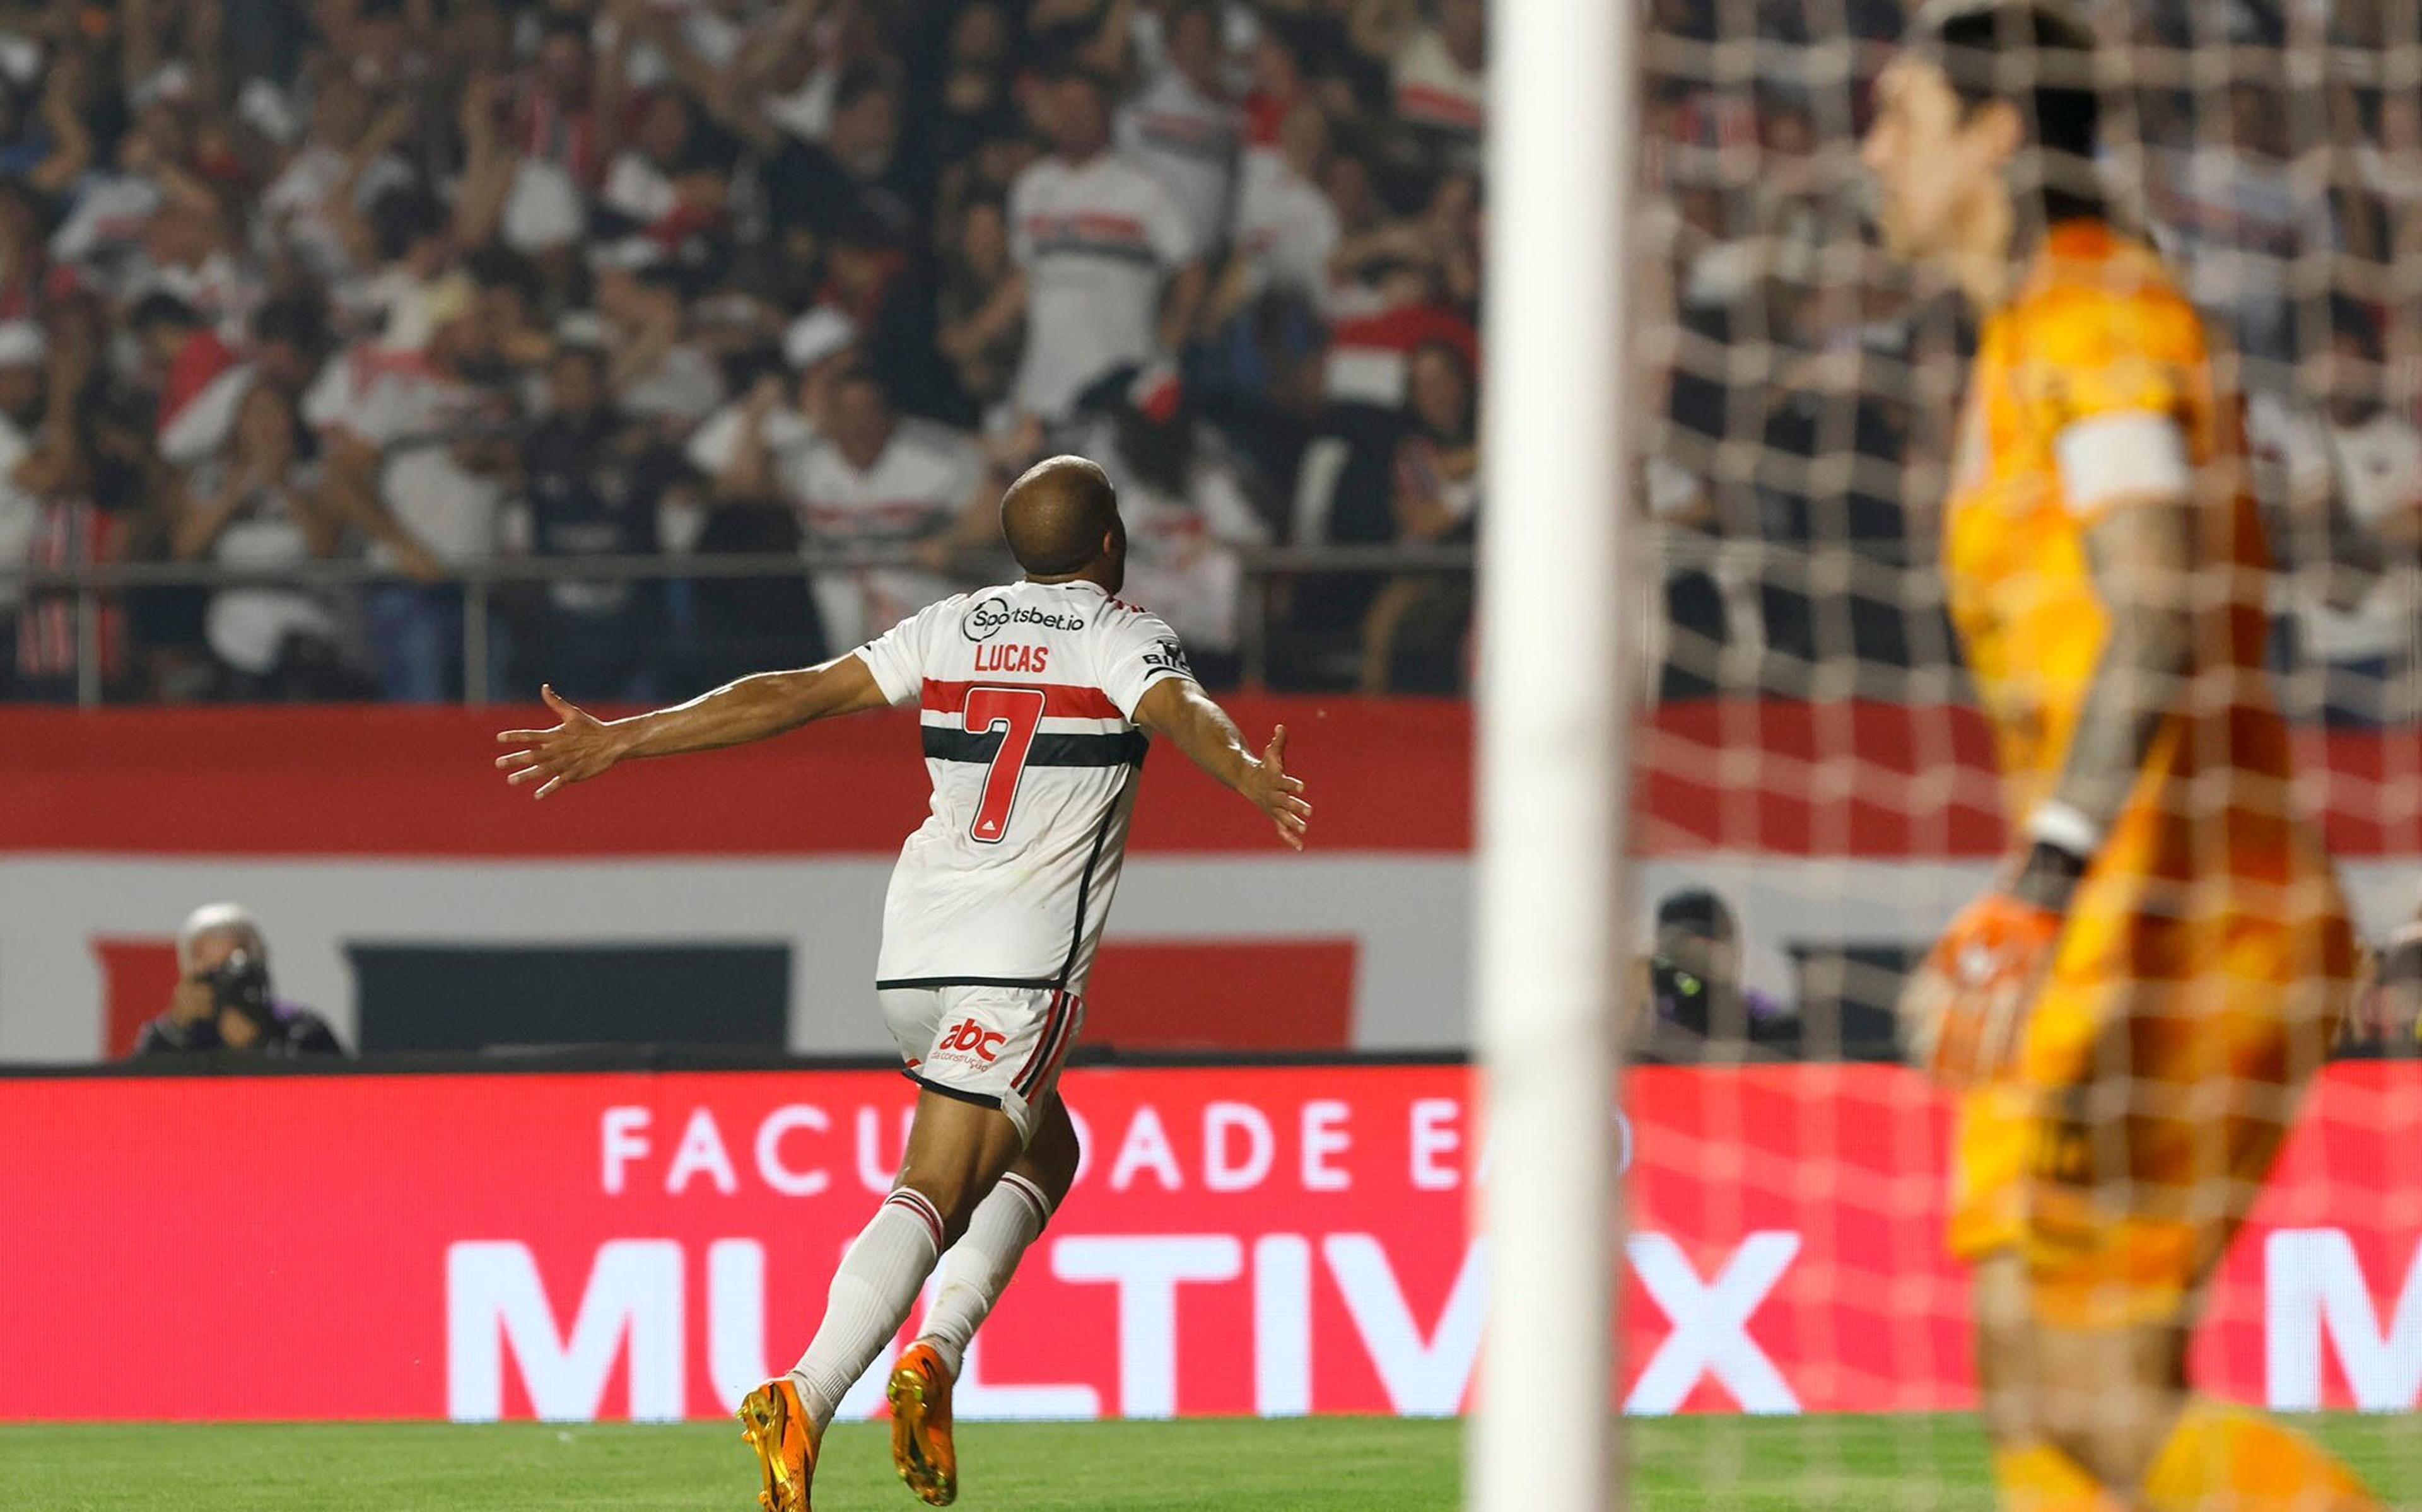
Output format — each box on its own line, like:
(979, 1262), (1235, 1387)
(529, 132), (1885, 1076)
(1646, 0), (2422, 728)
(0, 0), (1485, 703)
(0, 0), (2411, 719)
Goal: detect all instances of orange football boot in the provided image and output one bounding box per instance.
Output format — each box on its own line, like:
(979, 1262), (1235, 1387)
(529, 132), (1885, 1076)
(738, 1376), (817, 1512)
(888, 1342), (959, 1506)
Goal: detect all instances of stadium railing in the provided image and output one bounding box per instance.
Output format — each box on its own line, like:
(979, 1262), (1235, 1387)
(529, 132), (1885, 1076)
(0, 542), (1478, 706)
(8, 533), (2415, 712)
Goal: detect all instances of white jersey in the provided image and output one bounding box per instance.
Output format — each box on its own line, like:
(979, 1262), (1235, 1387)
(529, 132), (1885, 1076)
(1114, 68), (1241, 253)
(854, 578), (1195, 992)
(1232, 148), (1341, 308)
(303, 346), (505, 566)
(1007, 151), (1198, 420)
(793, 419), (982, 648)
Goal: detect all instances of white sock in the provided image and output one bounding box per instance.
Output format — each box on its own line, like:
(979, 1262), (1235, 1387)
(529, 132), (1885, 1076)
(916, 1172), (1052, 1380)
(789, 1188), (945, 1435)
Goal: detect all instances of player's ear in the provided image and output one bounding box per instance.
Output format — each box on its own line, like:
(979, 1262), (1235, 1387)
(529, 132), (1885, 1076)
(1975, 98), (2026, 169)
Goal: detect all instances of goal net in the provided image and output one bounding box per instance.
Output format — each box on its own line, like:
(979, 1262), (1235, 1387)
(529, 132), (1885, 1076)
(1623, 0), (2422, 1504)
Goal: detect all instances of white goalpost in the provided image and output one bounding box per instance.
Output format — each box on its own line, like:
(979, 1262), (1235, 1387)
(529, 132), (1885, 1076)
(1472, 0), (1638, 1508)
(1467, 0), (2422, 1504)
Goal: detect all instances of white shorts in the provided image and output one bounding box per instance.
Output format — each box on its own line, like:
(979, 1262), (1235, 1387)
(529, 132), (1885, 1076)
(880, 983), (1084, 1144)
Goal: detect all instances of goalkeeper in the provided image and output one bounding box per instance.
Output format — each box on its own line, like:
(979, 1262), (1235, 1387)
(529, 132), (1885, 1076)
(1867, 4), (2375, 1508)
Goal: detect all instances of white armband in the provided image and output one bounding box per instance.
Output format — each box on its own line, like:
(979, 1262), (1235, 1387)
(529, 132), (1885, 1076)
(2024, 800), (2102, 859)
(2052, 411), (2193, 515)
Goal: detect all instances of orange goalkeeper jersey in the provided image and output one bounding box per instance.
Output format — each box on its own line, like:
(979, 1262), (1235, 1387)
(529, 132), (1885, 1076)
(1940, 219), (2339, 928)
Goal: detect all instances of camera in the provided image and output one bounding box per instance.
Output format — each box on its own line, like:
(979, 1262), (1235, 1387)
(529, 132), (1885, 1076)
(200, 950), (272, 1028)
(135, 905), (345, 1058)
(1649, 952), (1713, 1036)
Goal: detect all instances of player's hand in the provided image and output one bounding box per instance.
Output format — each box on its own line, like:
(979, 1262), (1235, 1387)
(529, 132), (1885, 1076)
(1237, 724), (1311, 851)
(167, 976), (216, 1028)
(494, 685), (629, 800)
(1898, 892), (2062, 1088)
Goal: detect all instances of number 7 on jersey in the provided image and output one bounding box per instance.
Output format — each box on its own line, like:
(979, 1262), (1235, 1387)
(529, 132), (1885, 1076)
(962, 685), (1047, 843)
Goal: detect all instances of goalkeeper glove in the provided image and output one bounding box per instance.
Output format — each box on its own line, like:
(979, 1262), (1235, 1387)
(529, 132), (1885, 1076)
(1901, 890), (2064, 1087)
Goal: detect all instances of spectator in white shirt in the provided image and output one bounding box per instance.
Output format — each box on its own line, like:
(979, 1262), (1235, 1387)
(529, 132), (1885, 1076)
(305, 277), (515, 701)
(686, 308), (859, 510)
(2147, 78), (2312, 374)
(48, 109), (169, 288)
(1364, 0), (1485, 143)
(599, 91), (697, 235)
(170, 383), (363, 698)
(1073, 373), (1270, 668)
(351, 184), (457, 353)
(2298, 309), (2422, 723)
(1218, 100), (1342, 320)
(1116, 1), (1245, 254)
(131, 197), (262, 351)
(607, 0), (747, 96)
(258, 68), (415, 292)
(594, 250), (725, 439)
(792, 368), (994, 648)
(1005, 63), (1207, 423)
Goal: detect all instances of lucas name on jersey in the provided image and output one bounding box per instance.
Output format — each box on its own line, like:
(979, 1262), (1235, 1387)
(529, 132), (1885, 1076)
(973, 642), (1051, 675)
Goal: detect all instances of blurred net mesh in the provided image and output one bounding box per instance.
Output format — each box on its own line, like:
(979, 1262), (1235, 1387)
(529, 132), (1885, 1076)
(1624, 0), (2422, 1504)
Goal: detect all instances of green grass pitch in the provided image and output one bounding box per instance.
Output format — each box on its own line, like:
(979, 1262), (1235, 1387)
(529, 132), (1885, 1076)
(2, 1413), (2416, 1509)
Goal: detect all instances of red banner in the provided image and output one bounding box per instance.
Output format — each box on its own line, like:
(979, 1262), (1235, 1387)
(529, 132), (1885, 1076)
(5, 1062), (2421, 1422)
(4, 700), (2415, 859)
(6, 700), (2411, 1062)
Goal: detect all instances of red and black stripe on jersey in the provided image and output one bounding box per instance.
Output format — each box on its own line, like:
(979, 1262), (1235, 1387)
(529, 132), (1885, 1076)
(920, 727), (1147, 768)
(918, 677), (1122, 718)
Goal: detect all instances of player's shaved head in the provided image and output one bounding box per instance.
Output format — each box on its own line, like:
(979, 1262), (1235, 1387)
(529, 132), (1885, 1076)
(1002, 455), (1122, 578)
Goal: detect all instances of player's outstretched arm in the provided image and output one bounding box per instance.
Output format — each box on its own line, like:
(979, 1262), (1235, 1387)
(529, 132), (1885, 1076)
(2005, 494), (2197, 910)
(494, 658), (891, 800)
(1898, 490), (2195, 1084)
(1132, 678), (1311, 851)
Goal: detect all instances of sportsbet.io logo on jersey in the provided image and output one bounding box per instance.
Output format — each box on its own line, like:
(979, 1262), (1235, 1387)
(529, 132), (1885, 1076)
(963, 596), (1087, 643)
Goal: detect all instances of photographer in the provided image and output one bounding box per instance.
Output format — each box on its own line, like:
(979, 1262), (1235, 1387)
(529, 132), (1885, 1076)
(1635, 888), (1797, 1062)
(132, 904), (346, 1058)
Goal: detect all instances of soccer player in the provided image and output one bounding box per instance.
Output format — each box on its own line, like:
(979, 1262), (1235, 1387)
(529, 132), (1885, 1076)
(494, 456), (1309, 1510)
(1863, 5), (2376, 1509)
